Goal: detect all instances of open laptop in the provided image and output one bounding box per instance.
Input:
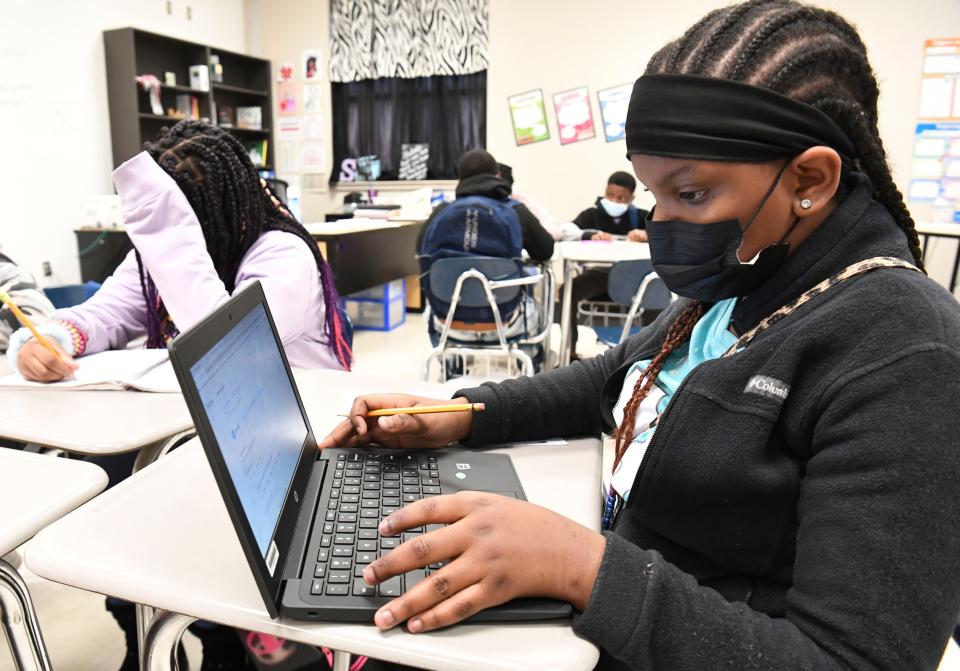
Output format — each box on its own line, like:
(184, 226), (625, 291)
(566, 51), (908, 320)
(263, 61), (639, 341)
(168, 281), (570, 622)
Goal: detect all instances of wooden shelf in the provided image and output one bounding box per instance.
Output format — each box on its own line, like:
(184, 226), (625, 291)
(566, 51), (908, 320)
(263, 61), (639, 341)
(213, 83), (268, 97)
(139, 113), (187, 121)
(159, 83), (209, 95)
(105, 28), (273, 171)
(222, 125), (270, 135)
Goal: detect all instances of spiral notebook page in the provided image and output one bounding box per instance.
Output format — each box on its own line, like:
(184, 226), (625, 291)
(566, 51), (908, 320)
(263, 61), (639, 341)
(0, 349), (179, 392)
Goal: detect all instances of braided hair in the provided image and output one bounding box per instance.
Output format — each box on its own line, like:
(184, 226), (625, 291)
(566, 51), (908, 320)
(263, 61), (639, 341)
(615, 0), (921, 463)
(138, 120), (352, 369)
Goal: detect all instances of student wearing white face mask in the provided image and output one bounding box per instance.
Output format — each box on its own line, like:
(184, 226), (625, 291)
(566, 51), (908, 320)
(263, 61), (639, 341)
(574, 171), (649, 242)
(562, 172), (652, 357)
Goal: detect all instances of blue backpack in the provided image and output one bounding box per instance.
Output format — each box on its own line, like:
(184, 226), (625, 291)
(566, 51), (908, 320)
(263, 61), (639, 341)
(419, 195), (524, 323)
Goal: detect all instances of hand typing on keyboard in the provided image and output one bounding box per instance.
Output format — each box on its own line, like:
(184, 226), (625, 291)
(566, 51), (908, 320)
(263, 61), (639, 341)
(360, 491), (606, 633)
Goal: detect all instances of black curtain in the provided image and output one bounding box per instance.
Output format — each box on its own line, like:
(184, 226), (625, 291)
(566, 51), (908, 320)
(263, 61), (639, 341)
(330, 71), (486, 183)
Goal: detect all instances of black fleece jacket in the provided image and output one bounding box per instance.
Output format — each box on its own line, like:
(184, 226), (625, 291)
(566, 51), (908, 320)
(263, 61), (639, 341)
(457, 173), (960, 670)
(418, 174), (555, 261)
(574, 198), (649, 239)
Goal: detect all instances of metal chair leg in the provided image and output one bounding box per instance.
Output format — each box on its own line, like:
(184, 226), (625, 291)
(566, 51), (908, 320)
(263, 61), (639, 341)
(140, 609), (195, 671)
(0, 559), (53, 671)
(331, 650), (352, 671)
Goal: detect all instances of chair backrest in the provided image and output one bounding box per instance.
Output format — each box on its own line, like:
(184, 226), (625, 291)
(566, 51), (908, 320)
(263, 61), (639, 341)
(43, 282), (101, 309)
(426, 256), (523, 322)
(607, 260), (671, 309)
(264, 178), (289, 205)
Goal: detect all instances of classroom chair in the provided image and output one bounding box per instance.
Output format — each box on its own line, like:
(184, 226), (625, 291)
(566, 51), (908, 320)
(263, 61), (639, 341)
(42, 282), (101, 309)
(590, 260), (672, 347)
(264, 177), (289, 204)
(422, 256), (554, 382)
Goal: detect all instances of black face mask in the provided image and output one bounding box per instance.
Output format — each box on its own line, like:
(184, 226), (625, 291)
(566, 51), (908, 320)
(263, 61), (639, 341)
(646, 162), (800, 302)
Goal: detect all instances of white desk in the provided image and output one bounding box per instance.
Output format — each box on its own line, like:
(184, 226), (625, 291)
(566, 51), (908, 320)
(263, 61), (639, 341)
(26, 371), (601, 671)
(556, 241), (651, 366)
(916, 222), (960, 293)
(0, 449), (107, 671)
(0, 389), (192, 458)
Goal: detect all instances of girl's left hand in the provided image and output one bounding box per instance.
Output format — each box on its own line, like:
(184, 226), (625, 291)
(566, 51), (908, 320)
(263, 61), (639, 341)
(362, 491), (606, 633)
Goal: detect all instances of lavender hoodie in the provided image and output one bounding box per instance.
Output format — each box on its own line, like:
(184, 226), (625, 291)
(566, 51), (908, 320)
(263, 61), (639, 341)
(55, 152), (341, 370)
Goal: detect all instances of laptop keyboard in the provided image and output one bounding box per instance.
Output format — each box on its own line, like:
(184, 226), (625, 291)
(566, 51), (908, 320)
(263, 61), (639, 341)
(308, 451), (446, 599)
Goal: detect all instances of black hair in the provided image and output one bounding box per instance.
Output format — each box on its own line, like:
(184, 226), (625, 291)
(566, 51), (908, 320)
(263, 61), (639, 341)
(497, 162), (514, 188)
(608, 171), (637, 194)
(645, 0), (924, 270)
(457, 149), (498, 180)
(141, 120), (352, 368)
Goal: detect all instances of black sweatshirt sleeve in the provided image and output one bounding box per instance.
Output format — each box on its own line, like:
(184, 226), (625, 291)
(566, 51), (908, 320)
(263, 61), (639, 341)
(572, 344), (960, 671)
(574, 207), (598, 240)
(512, 203), (554, 261)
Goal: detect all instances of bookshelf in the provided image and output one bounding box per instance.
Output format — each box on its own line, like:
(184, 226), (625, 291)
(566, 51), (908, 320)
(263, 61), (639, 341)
(103, 28), (274, 172)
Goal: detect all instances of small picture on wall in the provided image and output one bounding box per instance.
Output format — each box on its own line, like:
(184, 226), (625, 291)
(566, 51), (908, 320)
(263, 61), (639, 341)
(597, 83), (632, 142)
(277, 62), (294, 83)
(507, 89), (550, 146)
(553, 86), (596, 145)
(303, 48), (322, 80)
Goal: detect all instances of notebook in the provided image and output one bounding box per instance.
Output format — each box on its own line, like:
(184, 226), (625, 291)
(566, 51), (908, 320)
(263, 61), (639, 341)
(0, 350), (179, 392)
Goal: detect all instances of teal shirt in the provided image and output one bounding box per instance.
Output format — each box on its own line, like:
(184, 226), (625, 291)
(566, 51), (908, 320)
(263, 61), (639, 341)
(610, 298), (739, 500)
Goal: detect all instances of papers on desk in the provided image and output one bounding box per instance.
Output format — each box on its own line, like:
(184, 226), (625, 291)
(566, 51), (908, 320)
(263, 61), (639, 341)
(304, 218), (403, 235)
(0, 350), (181, 393)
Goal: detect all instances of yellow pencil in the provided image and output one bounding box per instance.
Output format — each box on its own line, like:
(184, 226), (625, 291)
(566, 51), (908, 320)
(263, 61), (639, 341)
(0, 290), (67, 364)
(339, 402), (485, 418)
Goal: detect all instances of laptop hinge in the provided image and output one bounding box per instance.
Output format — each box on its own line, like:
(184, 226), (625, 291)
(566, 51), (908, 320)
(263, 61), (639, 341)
(280, 459), (326, 582)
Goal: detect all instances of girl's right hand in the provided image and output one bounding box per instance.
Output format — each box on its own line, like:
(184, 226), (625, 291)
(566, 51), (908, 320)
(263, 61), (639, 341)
(318, 394), (474, 450)
(17, 339), (78, 382)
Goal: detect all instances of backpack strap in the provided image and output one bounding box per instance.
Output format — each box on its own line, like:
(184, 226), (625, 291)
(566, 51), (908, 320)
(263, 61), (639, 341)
(628, 206), (639, 230)
(723, 256), (921, 358)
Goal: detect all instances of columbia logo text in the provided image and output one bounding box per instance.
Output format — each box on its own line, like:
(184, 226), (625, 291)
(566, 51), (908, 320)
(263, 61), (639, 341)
(744, 375), (790, 402)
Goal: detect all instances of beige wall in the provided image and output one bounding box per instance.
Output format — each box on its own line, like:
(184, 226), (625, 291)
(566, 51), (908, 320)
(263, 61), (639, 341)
(252, 0), (960, 279)
(0, 0), (248, 284)
(486, 0), (960, 221)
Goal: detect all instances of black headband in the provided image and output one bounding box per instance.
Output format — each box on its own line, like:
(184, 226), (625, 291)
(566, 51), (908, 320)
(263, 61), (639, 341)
(625, 74), (857, 167)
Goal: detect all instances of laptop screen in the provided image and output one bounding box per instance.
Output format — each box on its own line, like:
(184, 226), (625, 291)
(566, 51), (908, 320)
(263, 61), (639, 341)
(189, 303), (308, 557)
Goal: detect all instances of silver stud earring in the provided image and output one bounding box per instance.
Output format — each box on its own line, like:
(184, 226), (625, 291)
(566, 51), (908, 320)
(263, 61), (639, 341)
(800, 198), (813, 210)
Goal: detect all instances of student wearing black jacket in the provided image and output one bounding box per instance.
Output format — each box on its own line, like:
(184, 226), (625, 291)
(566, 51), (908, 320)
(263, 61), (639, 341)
(566, 171), (654, 356)
(323, 2), (960, 669)
(417, 150), (554, 262)
(573, 171), (650, 242)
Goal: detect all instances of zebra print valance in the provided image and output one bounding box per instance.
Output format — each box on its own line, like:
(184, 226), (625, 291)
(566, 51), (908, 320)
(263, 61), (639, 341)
(329, 0), (489, 82)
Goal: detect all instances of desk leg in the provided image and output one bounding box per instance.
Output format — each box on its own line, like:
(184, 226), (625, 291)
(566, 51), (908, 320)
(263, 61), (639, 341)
(132, 429), (197, 474)
(0, 559), (53, 671)
(331, 650), (352, 671)
(132, 429), (196, 670)
(558, 261), (579, 367)
(141, 609), (195, 671)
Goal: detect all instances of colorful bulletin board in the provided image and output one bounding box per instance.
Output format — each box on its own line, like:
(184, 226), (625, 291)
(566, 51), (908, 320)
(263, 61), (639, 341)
(508, 90), (550, 146)
(553, 86), (596, 145)
(908, 38), (960, 210)
(597, 83), (632, 142)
